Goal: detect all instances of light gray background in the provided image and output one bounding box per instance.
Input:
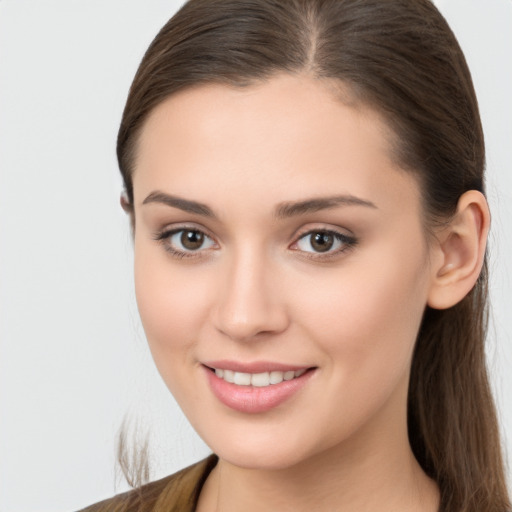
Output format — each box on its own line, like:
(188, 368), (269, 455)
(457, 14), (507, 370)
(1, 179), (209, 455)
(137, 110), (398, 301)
(0, 1), (510, 511)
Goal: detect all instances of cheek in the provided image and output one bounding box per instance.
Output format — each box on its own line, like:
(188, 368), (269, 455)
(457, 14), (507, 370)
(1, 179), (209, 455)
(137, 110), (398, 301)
(296, 243), (429, 399)
(133, 244), (208, 381)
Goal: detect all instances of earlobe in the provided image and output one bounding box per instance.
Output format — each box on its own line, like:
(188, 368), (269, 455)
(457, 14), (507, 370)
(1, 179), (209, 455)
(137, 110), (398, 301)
(120, 193), (136, 233)
(427, 190), (490, 310)
(120, 193), (132, 213)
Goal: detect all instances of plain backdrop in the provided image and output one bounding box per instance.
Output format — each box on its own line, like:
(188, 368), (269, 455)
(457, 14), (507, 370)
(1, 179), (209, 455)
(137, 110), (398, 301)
(0, 1), (511, 511)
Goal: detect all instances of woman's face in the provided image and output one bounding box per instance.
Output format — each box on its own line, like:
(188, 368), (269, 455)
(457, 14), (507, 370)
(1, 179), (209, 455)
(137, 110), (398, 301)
(132, 75), (436, 470)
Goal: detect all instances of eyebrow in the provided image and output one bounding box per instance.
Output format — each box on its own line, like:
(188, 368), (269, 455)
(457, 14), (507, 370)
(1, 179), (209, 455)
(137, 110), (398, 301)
(142, 191), (377, 219)
(142, 191), (215, 217)
(275, 195), (377, 218)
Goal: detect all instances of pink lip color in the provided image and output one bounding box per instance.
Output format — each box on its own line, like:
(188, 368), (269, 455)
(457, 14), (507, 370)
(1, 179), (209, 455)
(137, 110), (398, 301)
(202, 364), (315, 414)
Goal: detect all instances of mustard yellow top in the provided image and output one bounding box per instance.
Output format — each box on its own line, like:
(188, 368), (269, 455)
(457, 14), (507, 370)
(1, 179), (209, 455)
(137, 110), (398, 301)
(77, 455), (218, 512)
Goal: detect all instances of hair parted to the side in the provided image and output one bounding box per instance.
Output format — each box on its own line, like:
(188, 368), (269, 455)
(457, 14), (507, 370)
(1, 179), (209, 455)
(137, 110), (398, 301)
(117, 1), (511, 511)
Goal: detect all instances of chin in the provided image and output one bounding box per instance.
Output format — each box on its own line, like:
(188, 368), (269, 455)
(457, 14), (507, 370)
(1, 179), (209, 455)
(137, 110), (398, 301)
(218, 445), (312, 471)
(196, 421), (331, 471)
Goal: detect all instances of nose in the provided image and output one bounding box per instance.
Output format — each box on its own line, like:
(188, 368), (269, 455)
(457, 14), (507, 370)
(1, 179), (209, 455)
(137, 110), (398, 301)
(212, 248), (289, 342)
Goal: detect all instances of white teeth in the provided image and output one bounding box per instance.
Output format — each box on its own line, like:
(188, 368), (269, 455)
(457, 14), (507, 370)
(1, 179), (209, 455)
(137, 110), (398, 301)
(251, 372), (270, 387)
(213, 368), (308, 387)
(223, 369), (235, 383)
(269, 371), (284, 384)
(233, 372), (252, 385)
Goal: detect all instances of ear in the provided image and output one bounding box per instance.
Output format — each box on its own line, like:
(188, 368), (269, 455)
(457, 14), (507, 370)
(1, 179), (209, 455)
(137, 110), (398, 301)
(427, 190), (490, 310)
(120, 193), (136, 233)
(120, 193), (132, 213)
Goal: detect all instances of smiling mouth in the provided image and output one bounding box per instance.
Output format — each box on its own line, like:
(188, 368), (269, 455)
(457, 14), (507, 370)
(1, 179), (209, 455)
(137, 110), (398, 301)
(203, 364), (316, 413)
(205, 365), (315, 388)
(205, 366), (312, 387)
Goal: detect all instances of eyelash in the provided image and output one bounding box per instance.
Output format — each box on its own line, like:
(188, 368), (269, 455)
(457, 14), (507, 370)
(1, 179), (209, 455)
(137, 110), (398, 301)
(153, 227), (217, 259)
(153, 226), (358, 261)
(290, 229), (358, 261)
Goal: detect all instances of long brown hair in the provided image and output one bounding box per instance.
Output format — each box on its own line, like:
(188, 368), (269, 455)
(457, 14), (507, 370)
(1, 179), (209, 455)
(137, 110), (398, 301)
(117, 1), (511, 510)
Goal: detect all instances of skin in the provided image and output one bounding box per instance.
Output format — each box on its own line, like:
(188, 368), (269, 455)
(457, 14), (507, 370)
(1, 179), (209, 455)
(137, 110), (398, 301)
(131, 74), (488, 511)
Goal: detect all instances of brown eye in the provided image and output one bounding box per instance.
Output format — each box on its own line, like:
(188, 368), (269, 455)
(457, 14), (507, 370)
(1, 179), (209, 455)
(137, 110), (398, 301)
(181, 230), (204, 250)
(310, 232), (334, 252)
(294, 229), (357, 256)
(160, 228), (216, 256)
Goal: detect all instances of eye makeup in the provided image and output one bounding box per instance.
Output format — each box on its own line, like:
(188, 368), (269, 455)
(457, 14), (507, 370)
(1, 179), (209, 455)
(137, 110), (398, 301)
(152, 224), (358, 262)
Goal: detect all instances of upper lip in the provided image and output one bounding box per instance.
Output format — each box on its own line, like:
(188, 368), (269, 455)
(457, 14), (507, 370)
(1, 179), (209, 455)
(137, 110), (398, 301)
(202, 360), (314, 373)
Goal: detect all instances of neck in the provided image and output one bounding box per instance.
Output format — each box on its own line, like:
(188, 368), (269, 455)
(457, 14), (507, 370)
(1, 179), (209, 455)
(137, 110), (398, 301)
(197, 380), (439, 512)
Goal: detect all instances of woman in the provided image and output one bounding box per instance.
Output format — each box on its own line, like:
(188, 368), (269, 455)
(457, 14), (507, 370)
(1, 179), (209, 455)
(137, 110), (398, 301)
(80, 0), (511, 511)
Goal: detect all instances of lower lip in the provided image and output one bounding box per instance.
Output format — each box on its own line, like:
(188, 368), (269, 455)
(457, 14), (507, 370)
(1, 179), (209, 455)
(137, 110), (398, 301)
(203, 366), (315, 414)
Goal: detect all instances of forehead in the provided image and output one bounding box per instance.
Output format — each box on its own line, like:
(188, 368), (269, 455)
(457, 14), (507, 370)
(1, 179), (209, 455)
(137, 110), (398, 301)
(137, 74), (391, 167)
(133, 74), (421, 218)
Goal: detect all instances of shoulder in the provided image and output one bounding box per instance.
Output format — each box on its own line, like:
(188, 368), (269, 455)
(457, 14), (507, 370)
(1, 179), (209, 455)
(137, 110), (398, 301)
(76, 455), (218, 512)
